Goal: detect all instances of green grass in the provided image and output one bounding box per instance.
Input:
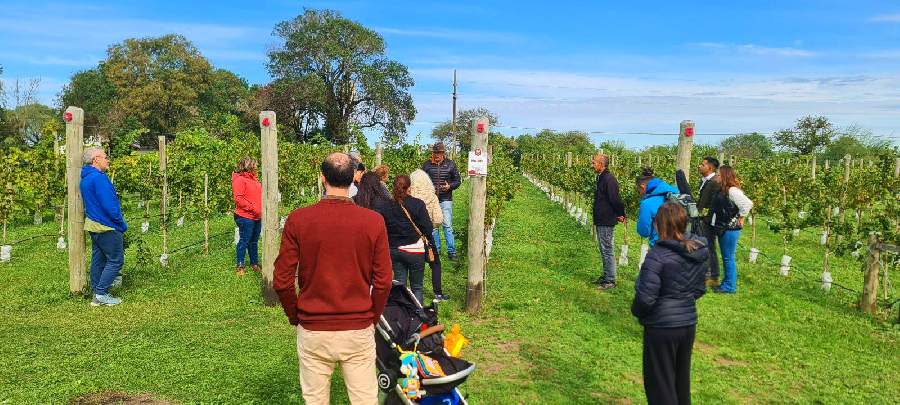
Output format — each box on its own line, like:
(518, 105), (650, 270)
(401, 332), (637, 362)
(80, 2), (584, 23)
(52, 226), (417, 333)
(1, 176), (898, 403)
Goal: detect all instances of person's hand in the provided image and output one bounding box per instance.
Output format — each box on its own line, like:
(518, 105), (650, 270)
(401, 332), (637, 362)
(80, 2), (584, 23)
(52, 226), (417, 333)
(617, 216), (626, 224)
(441, 181), (450, 192)
(737, 217), (745, 227)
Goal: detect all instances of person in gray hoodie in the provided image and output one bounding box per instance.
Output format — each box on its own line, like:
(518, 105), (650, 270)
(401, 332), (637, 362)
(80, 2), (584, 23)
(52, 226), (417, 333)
(632, 202), (709, 405)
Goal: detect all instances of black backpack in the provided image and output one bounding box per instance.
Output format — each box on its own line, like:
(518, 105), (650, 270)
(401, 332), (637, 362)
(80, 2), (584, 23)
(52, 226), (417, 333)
(710, 191), (740, 234)
(666, 192), (701, 233)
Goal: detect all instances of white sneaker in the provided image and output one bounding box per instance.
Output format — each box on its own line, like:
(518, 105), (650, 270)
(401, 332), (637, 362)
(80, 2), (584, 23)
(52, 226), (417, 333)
(91, 294), (122, 307)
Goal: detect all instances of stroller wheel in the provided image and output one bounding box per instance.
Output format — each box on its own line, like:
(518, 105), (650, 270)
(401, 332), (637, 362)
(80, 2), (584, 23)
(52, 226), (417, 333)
(378, 369), (398, 393)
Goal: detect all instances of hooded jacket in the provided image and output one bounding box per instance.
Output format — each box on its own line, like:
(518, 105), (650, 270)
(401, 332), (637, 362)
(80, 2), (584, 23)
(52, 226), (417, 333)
(632, 234), (709, 328)
(636, 178), (680, 246)
(232, 171), (262, 220)
(409, 169), (444, 226)
(80, 165), (127, 233)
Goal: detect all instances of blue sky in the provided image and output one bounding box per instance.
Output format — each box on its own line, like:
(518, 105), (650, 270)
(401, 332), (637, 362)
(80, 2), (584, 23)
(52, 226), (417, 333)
(1, 0), (899, 147)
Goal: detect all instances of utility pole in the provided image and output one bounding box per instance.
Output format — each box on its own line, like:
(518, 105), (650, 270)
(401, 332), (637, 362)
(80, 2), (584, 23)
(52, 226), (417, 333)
(451, 69), (458, 149)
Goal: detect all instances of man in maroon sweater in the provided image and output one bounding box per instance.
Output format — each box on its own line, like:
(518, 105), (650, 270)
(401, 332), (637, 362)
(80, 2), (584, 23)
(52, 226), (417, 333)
(274, 152), (393, 405)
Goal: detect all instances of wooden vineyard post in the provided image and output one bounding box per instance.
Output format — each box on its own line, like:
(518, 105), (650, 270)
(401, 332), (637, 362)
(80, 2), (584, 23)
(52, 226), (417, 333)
(675, 120), (695, 183)
(260, 111), (280, 306)
(717, 151), (725, 166)
(811, 154), (817, 180)
(565, 151), (573, 169)
(158, 136), (168, 257)
(465, 117), (489, 314)
(65, 107), (86, 294)
(895, 157), (900, 178)
(375, 142), (384, 167)
(203, 172), (209, 255)
(861, 234), (881, 315)
(729, 155), (736, 167)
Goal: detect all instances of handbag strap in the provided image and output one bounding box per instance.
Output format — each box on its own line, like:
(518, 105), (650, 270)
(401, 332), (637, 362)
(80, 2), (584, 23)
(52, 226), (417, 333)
(398, 200), (429, 245)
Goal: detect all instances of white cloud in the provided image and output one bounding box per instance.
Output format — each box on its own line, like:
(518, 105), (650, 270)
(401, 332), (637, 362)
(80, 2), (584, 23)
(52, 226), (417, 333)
(691, 42), (817, 57)
(870, 14), (900, 22)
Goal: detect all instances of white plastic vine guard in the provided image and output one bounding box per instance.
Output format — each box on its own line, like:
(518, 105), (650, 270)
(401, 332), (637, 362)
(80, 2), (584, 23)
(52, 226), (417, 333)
(792, 229), (800, 237)
(141, 221), (150, 233)
(485, 219), (496, 260)
(779, 255), (792, 276)
(176, 216), (185, 227)
(821, 271), (832, 292)
(279, 216), (287, 230)
(57, 236), (67, 250)
(34, 213), (43, 225)
(748, 216), (753, 226)
(851, 250), (860, 259)
(138, 201), (145, 209)
(748, 248), (759, 263)
(0, 245), (11, 262)
(832, 207), (840, 216)
(301, 188), (306, 197)
(820, 232), (828, 245)
(618, 244), (630, 266)
(638, 242), (650, 270)
(798, 211), (807, 219)
(159, 253), (169, 267)
(234, 227), (240, 245)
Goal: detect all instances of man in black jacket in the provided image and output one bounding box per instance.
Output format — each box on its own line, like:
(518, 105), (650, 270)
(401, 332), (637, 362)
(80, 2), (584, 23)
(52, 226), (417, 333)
(696, 156), (721, 287)
(592, 153), (626, 289)
(421, 142), (462, 260)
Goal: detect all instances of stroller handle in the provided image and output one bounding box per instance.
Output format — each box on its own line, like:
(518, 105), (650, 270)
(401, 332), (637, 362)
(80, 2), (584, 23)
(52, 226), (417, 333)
(419, 324), (445, 339)
(403, 324), (446, 346)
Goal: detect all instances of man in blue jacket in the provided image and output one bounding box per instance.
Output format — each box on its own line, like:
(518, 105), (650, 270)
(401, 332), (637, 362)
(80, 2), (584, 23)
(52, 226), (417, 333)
(80, 147), (127, 306)
(636, 171), (679, 247)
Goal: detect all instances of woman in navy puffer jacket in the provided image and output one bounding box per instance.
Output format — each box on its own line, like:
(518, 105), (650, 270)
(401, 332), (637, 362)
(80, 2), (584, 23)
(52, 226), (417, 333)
(632, 202), (709, 405)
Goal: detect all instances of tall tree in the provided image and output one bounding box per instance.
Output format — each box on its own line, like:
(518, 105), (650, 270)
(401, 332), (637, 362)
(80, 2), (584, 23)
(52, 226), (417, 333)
(60, 34), (251, 147)
(430, 108), (499, 151)
(267, 9), (416, 144)
(773, 115), (835, 155)
(720, 132), (774, 159)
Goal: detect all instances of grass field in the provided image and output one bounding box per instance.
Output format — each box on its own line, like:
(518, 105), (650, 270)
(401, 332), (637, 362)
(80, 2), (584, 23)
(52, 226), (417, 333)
(1, 176), (898, 404)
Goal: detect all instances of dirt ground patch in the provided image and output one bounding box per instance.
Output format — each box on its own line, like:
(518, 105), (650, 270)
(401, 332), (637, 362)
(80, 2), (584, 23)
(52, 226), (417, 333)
(70, 392), (176, 405)
(714, 356), (748, 367)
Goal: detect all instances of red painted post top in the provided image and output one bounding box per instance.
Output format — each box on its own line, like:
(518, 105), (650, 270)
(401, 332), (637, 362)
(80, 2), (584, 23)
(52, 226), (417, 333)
(64, 112), (73, 122)
(477, 122), (485, 133)
(261, 117), (271, 127)
(684, 127), (694, 137)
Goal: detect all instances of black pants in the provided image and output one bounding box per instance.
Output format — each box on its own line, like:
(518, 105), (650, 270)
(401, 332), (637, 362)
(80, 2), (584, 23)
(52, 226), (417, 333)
(428, 248), (443, 295)
(643, 325), (696, 405)
(700, 221), (720, 279)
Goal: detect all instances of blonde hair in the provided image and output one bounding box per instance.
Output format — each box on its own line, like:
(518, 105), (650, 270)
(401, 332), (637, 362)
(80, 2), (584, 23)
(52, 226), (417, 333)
(236, 157), (257, 173)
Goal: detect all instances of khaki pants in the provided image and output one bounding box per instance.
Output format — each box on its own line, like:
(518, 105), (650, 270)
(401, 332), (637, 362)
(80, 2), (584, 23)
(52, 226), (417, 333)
(296, 324), (377, 405)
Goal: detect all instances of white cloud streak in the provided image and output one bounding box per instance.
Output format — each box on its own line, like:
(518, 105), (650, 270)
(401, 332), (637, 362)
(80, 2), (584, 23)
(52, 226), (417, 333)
(691, 42), (817, 57)
(870, 14), (900, 22)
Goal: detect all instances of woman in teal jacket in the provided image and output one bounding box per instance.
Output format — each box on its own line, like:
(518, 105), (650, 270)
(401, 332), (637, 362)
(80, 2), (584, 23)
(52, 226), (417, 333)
(635, 169), (679, 247)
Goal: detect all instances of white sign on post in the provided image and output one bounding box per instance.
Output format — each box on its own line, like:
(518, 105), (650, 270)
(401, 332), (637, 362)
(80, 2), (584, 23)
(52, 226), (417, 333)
(467, 147), (488, 176)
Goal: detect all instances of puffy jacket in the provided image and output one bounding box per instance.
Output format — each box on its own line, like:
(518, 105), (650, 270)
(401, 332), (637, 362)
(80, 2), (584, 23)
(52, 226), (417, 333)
(593, 169), (625, 227)
(80, 166), (127, 232)
(421, 158), (461, 202)
(232, 172), (262, 220)
(636, 178), (679, 246)
(632, 234), (709, 328)
(409, 169), (443, 226)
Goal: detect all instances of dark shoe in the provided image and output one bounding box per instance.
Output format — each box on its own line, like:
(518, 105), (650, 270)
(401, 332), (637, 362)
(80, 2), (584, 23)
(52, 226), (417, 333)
(434, 294), (451, 302)
(250, 264), (261, 273)
(236, 266), (246, 277)
(448, 252), (458, 261)
(598, 281), (617, 290)
(705, 277), (720, 288)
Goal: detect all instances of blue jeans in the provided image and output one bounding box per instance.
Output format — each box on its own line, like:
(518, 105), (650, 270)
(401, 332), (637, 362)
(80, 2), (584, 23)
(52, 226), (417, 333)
(89, 231), (124, 295)
(718, 229), (741, 292)
(235, 215), (261, 266)
(391, 248), (425, 304)
(432, 200), (456, 255)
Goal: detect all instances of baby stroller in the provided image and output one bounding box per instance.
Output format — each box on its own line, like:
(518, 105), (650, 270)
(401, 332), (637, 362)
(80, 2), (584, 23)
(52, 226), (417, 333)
(376, 283), (476, 405)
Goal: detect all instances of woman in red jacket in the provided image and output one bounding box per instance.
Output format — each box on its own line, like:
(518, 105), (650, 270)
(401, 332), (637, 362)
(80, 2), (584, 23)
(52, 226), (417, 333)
(232, 157), (262, 276)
